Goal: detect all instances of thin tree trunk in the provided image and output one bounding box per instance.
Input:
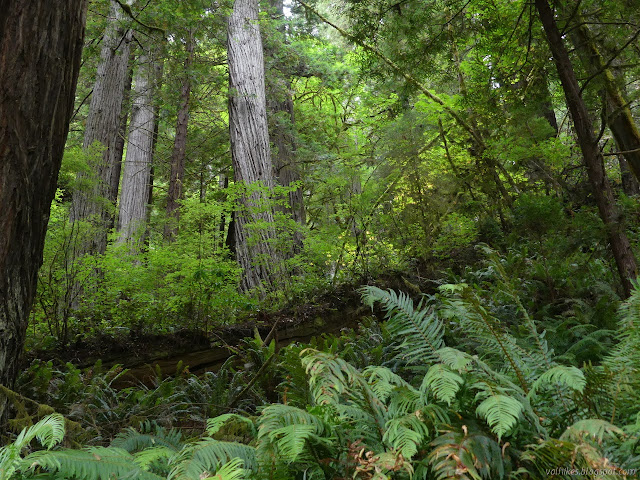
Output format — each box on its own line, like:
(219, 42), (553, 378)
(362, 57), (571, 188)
(619, 155), (640, 196)
(70, 0), (133, 255)
(165, 33), (195, 241)
(117, 50), (161, 249)
(570, 21), (640, 182)
(112, 52), (135, 202)
(535, 0), (637, 297)
(228, 0), (287, 293)
(266, 0), (305, 251)
(0, 0), (86, 424)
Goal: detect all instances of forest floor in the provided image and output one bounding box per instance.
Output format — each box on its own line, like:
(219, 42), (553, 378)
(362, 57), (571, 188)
(23, 283), (373, 385)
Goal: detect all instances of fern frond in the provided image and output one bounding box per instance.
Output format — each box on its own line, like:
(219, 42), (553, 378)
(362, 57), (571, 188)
(429, 429), (504, 480)
(134, 446), (176, 470)
(111, 424), (183, 453)
(435, 347), (474, 373)
(0, 413), (66, 480)
(382, 413), (430, 459)
(30, 446), (163, 480)
(266, 424), (331, 463)
(301, 349), (363, 405)
(560, 419), (625, 443)
(363, 366), (410, 403)
(360, 286), (444, 364)
(387, 386), (422, 418)
(168, 439), (256, 480)
(202, 458), (246, 480)
(474, 392), (523, 440)
(15, 413), (65, 451)
(258, 404), (327, 437)
(528, 365), (586, 400)
(206, 414), (256, 438)
(421, 364), (464, 406)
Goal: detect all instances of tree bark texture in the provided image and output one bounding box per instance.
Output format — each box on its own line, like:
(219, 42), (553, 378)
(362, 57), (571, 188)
(228, 0), (287, 293)
(535, 0), (638, 297)
(117, 51), (161, 248)
(0, 0), (87, 423)
(165, 34), (195, 241)
(70, 0), (132, 255)
(570, 21), (640, 183)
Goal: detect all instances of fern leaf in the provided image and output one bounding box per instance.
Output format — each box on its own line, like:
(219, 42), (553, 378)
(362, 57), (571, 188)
(30, 447), (163, 480)
(133, 446), (175, 470)
(203, 458), (246, 480)
(421, 364), (464, 405)
(0, 414), (66, 480)
(560, 419), (625, 443)
(168, 439), (257, 480)
(528, 365), (586, 400)
(206, 414), (256, 437)
(266, 424), (320, 462)
(475, 395), (522, 440)
(383, 413), (430, 459)
(435, 347), (474, 373)
(112, 424), (183, 453)
(360, 286), (444, 364)
(15, 413), (65, 451)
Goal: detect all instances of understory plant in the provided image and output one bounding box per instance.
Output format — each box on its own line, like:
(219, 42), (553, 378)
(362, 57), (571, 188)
(4, 264), (640, 479)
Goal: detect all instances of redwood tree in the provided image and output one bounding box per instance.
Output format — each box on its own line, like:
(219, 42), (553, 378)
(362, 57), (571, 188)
(70, 0), (133, 255)
(228, 0), (287, 292)
(0, 0), (87, 422)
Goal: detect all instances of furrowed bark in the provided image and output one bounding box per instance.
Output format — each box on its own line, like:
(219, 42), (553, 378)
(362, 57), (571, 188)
(228, 0), (288, 293)
(0, 0), (87, 424)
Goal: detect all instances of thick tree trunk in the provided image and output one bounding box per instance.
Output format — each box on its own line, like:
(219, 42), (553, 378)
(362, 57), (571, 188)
(535, 0), (638, 297)
(0, 0), (86, 424)
(117, 51), (161, 249)
(570, 22), (640, 183)
(70, 0), (132, 255)
(165, 34), (195, 241)
(228, 0), (287, 293)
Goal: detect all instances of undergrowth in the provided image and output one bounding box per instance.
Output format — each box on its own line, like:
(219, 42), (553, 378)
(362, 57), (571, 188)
(3, 249), (640, 479)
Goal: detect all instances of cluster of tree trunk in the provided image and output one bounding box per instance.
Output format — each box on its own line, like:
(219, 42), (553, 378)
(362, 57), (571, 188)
(535, 0), (638, 296)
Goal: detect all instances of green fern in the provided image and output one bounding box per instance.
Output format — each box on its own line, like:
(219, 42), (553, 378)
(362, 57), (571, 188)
(0, 414), (65, 480)
(528, 365), (586, 400)
(560, 419), (625, 443)
(360, 286), (445, 364)
(168, 438), (256, 480)
(111, 423), (183, 453)
(421, 364), (464, 406)
(429, 429), (505, 480)
(30, 446), (163, 480)
(474, 388), (523, 440)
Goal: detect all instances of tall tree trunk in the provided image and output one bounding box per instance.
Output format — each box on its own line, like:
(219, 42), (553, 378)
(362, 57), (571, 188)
(0, 0), (86, 424)
(117, 50), (161, 249)
(228, 0), (287, 293)
(265, 0), (305, 251)
(535, 0), (638, 297)
(70, 0), (133, 255)
(570, 21), (640, 183)
(165, 33), (195, 241)
(112, 52), (135, 202)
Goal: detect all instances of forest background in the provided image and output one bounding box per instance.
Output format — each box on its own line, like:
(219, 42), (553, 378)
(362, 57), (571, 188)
(1, 0), (640, 478)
